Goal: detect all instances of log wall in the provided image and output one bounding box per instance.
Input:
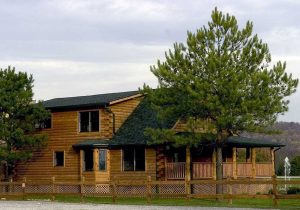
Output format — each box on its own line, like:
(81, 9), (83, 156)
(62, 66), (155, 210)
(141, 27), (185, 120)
(14, 97), (142, 182)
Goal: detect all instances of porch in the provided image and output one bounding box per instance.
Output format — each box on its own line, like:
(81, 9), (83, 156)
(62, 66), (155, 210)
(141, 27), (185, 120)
(160, 136), (284, 181)
(166, 162), (274, 179)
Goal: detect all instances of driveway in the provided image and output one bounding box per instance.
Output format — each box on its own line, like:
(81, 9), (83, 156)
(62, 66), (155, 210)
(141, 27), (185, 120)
(0, 200), (273, 210)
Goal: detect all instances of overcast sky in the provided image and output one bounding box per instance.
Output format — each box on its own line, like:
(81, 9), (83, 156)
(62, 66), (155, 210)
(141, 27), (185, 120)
(0, 0), (299, 122)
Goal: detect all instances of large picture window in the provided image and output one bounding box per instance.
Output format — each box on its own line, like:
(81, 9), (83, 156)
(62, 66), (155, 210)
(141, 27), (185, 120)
(123, 148), (145, 171)
(79, 111), (99, 132)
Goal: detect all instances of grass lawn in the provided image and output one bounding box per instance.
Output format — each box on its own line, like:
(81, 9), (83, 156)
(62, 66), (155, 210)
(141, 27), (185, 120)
(3, 194), (297, 209)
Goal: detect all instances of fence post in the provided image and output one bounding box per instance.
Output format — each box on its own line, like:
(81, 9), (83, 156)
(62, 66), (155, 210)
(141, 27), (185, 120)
(185, 179), (191, 199)
(22, 177), (26, 200)
(111, 176), (117, 203)
(9, 177), (13, 193)
(147, 176), (152, 203)
(272, 175), (278, 208)
(80, 176), (85, 203)
(51, 176), (55, 201)
(227, 177), (232, 205)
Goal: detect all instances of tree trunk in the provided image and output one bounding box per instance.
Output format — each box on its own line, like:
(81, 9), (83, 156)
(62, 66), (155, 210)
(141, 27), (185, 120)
(216, 144), (223, 194)
(216, 131), (224, 196)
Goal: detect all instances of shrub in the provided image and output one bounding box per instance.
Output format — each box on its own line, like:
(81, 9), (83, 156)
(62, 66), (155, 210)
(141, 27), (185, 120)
(287, 187), (300, 194)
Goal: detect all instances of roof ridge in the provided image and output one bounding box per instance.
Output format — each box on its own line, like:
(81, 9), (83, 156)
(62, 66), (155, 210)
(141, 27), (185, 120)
(45, 90), (139, 101)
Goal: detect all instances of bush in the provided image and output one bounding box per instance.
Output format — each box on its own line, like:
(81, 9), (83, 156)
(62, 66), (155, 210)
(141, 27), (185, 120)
(291, 156), (300, 176)
(287, 187), (300, 194)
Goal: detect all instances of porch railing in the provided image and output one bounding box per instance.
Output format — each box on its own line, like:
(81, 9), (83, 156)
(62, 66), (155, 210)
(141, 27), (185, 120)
(166, 162), (185, 179)
(166, 162), (273, 179)
(193, 162), (212, 179)
(256, 163), (273, 177)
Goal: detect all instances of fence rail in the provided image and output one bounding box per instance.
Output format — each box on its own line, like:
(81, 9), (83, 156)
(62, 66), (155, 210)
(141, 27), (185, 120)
(0, 176), (299, 207)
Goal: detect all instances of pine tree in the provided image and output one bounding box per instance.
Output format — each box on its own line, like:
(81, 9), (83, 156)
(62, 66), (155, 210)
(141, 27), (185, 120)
(0, 66), (50, 180)
(143, 8), (298, 193)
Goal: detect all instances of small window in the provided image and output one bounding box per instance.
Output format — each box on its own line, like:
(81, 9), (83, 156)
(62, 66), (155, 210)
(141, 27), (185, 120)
(84, 150), (94, 171)
(79, 111), (99, 132)
(54, 151), (64, 167)
(99, 149), (107, 171)
(123, 148), (145, 171)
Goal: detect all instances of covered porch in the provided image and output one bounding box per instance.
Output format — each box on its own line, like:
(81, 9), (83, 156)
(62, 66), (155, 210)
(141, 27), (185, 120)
(161, 136), (284, 180)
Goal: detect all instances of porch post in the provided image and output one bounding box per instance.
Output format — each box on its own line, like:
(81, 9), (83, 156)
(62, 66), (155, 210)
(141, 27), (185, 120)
(212, 148), (216, 180)
(251, 148), (256, 178)
(93, 149), (98, 172)
(80, 150), (84, 180)
(270, 147), (275, 176)
(186, 146), (191, 181)
(232, 147), (237, 179)
(185, 146), (191, 194)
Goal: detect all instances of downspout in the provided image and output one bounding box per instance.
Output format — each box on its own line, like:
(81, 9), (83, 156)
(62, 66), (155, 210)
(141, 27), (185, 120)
(104, 106), (116, 134)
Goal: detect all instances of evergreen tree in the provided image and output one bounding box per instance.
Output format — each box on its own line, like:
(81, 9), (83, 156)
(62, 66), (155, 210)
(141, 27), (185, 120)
(291, 156), (300, 176)
(0, 66), (49, 180)
(143, 8), (298, 193)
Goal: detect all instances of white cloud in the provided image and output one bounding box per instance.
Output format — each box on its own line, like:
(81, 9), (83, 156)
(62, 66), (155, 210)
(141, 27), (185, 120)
(0, 59), (158, 100)
(0, 0), (300, 122)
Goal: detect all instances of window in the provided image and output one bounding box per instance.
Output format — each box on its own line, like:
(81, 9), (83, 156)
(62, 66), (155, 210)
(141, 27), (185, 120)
(54, 151), (64, 167)
(99, 149), (107, 171)
(123, 148), (145, 171)
(79, 111), (99, 132)
(84, 150), (94, 171)
(35, 116), (52, 129)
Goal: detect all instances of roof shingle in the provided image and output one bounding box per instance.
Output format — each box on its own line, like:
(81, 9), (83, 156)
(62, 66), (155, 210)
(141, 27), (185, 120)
(43, 90), (140, 110)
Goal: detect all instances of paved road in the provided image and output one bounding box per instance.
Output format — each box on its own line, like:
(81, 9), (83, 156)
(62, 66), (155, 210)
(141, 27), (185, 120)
(0, 200), (274, 210)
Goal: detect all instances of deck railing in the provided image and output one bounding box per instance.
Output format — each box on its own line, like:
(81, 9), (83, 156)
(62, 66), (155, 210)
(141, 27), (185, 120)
(167, 162), (273, 179)
(237, 163), (252, 177)
(166, 162), (185, 179)
(192, 162), (212, 179)
(256, 163), (273, 177)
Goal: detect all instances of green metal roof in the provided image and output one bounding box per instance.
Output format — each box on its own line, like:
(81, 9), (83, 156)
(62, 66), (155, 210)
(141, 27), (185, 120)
(226, 136), (285, 148)
(43, 90), (140, 110)
(73, 139), (110, 149)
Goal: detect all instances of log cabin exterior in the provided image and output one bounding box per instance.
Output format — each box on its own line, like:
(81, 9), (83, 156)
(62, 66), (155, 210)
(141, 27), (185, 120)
(13, 90), (284, 182)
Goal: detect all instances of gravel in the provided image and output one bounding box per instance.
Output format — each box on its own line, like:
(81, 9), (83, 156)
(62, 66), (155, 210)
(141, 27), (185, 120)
(0, 200), (274, 210)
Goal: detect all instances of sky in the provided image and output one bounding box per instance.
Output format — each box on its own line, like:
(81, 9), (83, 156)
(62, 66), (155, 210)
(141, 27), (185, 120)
(0, 0), (299, 122)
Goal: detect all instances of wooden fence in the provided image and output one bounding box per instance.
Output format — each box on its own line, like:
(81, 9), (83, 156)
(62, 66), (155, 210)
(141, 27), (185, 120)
(0, 176), (299, 207)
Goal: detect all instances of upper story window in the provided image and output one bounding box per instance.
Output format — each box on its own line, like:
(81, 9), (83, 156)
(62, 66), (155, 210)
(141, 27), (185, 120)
(79, 111), (99, 132)
(35, 116), (52, 129)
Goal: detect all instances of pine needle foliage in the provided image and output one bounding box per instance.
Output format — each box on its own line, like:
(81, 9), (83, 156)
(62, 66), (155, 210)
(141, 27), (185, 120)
(0, 66), (50, 179)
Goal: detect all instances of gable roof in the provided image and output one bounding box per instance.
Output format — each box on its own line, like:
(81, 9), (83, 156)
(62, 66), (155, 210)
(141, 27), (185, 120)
(43, 90), (140, 110)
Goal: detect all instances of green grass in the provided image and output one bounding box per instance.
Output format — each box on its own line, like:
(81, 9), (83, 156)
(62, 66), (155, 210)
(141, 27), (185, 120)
(2, 194), (300, 209)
